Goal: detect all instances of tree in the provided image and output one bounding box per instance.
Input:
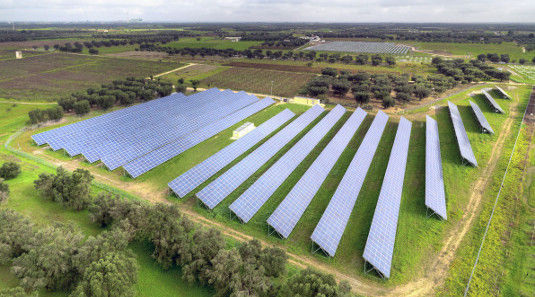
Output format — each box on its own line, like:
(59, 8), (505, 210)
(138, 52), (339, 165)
(500, 54), (510, 63)
(371, 54), (382, 66)
(89, 194), (121, 227)
(385, 56), (396, 66)
(282, 268), (349, 297)
(0, 179), (8, 203)
(45, 105), (64, 121)
(519, 58), (526, 64)
(43, 45), (50, 51)
(396, 92), (412, 102)
(58, 97), (76, 112)
(0, 209), (35, 263)
(178, 78), (185, 84)
(259, 247), (287, 278)
(34, 167), (94, 210)
(181, 228), (225, 284)
(331, 80), (350, 97)
(382, 96), (395, 108)
(477, 54), (487, 62)
(0, 162), (21, 180)
(0, 287), (38, 297)
(175, 83), (186, 94)
(431, 57), (444, 65)
(353, 91), (370, 104)
(71, 251), (137, 297)
(28, 109), (47, 124)
(321, 67), (337, 77)
(88, 48), (99, 55)
(97, 95), (115, 110)
(355, 54), (368, 65)
(413, 84), (431, 100)
(532, 56), (535, 64)
(11, 226), (85, 291)
(73, 100), (90, 115)
(190, 79), (200, 91)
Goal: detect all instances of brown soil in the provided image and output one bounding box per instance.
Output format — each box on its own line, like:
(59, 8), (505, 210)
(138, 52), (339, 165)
(106, 51), (170, 60)
(223, 61), (322, 74)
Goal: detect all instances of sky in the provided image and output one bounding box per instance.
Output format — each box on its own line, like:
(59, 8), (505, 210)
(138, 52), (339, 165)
(1, 0), (534, 23)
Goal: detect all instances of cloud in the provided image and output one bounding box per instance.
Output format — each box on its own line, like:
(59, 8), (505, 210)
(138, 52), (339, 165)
(0, 0), (533, 22)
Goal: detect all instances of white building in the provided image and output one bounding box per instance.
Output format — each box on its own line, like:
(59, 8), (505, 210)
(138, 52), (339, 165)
(15, 51), (22, 59)
(232, 122), (255, 139)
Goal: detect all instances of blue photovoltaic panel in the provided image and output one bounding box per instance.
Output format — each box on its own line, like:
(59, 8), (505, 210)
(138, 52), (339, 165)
(168, 109), (295, 198)
(469, 100), (494, 134)
(99, 91), (257, 170)
(123, 97), (275, 178)
(495, 86), (511, 99)
(229, 105), (346, 223)
(85, 89), (238, 165)
(448, 101), (478, 167)
(196, 105), (324, 209)
(362, 117), (412, 279)
(482, 89), (504, 113)
(425, 116), (447, 220)
(310, 111), (389, 257)
(267, 108), (367, 238)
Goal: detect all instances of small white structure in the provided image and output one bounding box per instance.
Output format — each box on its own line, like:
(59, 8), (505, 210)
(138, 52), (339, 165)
(15, 51), (22, 59)
(224, 37), (242, 42)
(232, 122), (255, 139)
(290, 96), (323, 107)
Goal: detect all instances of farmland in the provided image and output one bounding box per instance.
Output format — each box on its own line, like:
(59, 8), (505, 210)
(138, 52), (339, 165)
(202, 67), (316, 97)
(0, 53), (182, 101)
(408, 41), (535, 61)
(164, 37), (262, 51)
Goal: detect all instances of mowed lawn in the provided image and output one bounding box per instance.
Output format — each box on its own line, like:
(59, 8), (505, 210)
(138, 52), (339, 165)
(0, 102), (214, 297)
(17, 85), (530, 285)
(0, 53), (183, 101)
(164, 37), (262, 51)
(202, 67), (316, 97)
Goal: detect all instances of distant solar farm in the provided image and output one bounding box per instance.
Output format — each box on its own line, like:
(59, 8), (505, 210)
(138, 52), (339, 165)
(304, 41), (411, 54)
(31, 86), (511, 279)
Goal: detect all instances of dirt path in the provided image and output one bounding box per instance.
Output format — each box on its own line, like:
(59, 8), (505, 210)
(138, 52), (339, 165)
(151, 63), (197, 78)
(16, 89), (524, 297)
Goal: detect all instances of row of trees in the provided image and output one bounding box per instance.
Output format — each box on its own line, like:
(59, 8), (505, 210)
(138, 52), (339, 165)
(302, 68), (457, 108)
(0, 162), (19, 203)
(477, 53), (535, 64)
(432, 57), (511, 82)
(27, 166), (352, 297)
(28, 105), (64, 124)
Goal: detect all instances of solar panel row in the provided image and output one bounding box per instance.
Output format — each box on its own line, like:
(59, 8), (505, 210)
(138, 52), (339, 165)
(310, 111), (389, 257)
(362, 117), (412, 279)
(229, 104), (346, 223)
(168, 109), (295, 198)
(495, 86), (511, 100)
(196, 104), (324, 210)
(267, 108), (367, 238)
(123, 97), (275, 178)
(482, 90), (504, 113)
(448, 101), (478, 167)
(425, 116), (448, 220)
(469, 100), (494, 134)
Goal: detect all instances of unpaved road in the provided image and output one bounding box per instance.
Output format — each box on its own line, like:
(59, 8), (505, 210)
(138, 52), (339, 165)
(16, 89), (524, 297)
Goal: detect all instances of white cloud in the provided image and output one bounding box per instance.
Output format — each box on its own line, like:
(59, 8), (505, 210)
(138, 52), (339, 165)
(0, 0), (533, 22)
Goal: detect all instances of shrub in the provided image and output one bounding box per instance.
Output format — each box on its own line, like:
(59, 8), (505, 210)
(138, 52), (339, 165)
(28, 109), (47, 124)
(46, 105), (64, 121)
(0, 162), (20, 180)
(382, 95), (395, 108)
(73, 100), (90, 115)
(34, 167), (94, 210)
(175, 83), (186, 94)
(0, 179), (9, 203)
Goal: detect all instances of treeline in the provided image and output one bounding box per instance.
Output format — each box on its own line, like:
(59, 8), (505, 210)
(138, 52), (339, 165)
(302, 68), (458, 108)
(55, 36), (179, 54)
(28, 77), (174, 124)
(0, 166), (354, 297)
(477, 53), (535, 65)
(0, 29), (87, 42)
(0, 161), (21, 203)
(432, 57), (511, 82)
(139, 44), (396, 66)
(241, 33), (308, 49)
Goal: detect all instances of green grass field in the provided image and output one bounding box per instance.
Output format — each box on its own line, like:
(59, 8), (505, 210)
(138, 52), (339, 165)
(408, 41), (535, 61)
(509, 64), (535, 84)
(164, 37), (262, 51)
(161, 64), (229, 85)
(0, 53), (183, 101)
(0, 102), (214, 297)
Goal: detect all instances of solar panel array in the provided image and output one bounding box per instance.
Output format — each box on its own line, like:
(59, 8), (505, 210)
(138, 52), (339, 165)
(495, 86), (511, 99)
(229, 105), (346, 223)
(304, 41), (410, 54)
(362, 117), (412, 279)
(168, 109), (295, 198)
(448, 101), (478, 167)
(123, 97), (275, 178)
(267, 108), (367, 238)
(31, 89), (276, 177)
(469, 100), (494, 134)
(196, 105), (324, 209)
(482, 90), (504, 113)
(425, 116), (448, 220)
(311, 111), (389, 257)
(100, 91), (258, 170)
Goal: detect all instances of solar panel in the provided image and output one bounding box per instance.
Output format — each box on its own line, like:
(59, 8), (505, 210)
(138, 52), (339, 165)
(481, 90), (504, 113)
(362, 117), (412, 279)
(229, 105), (346, 223)
(267, 108), (367, 238)
(447, 101), (478, 167)
(196, 105), (324, 209)
(425, 116), (447, 220)
(495, 86), (511, 99)
(123, 97), (275, 178)
(310, 111), (389, 257)
(100, 91), (257, 170)
(469, 100), (494, 134)
(168, 109), (295, 198)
